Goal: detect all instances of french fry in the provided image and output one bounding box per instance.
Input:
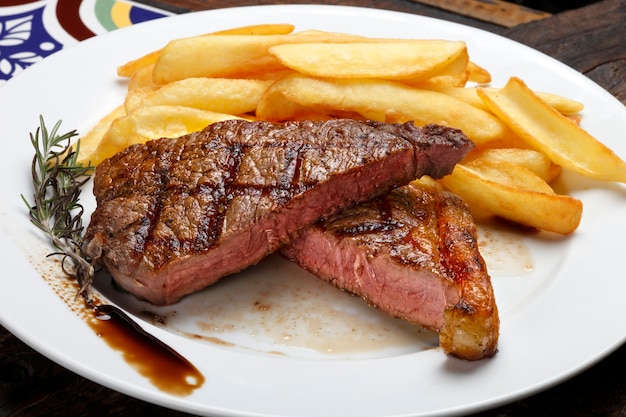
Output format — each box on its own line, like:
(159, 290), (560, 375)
(464, 159), (555, 193)
(124, 78), (273, 115)
(117, 49), (161, 78)
(268, 40), (467, 81)
(76, 104), (126, 166)
(153, 35), (288, 83)
(124, 86), (158, 113)
(528, 91), (585, 115)
(440, 160), (583, 235)
(401, 47), (470, 88)
(128, 64), (158, 91)
(256, 79), (329, 121)
(117, 24), (296, 78)
(469, 148), (561, 183)
(408, 72), (469, 89)
(478, 77), (626, 182)
(92, 105), (245, 165)
(238, 68), (296, 81)
(466, 61), (491, 84)
(410, 175), (444, 192)
(258, 74), (510, 145)
(432, 86), (584, 116)
(152, 33), (373, 83)
(428, 87), (490, 111)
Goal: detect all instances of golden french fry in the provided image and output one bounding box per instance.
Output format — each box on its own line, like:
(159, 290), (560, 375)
(125, 78), (273, 115)
(464, 159), (555, 193)
(76, 104), (127, 166)
(124, 86), (159, 113)
(401, 72), (467, 91)
(466, 61), (491, 84)
(432, 86), (584, 116)
(478, 77), (626, 182)
(401, 47), (470, 88)
(430, 87), (490, 111)
(152, 32), (406, 83)
(154, 35), (286, 83)
(409, 72), (468, 89)
(127, 64), (158, 91)
(93, 105), (245, 165)
(124, 86), (159, 114)
(258, 74), (510, 145)
(268, 40), (467, 81)
(529, 91), (584, 115)
(469, 148), (561, 183)
(117, 24), (296, 78)
(117, 49), (161, 78)
(256, 78), (330, 121)
(440, 160), (582, 235)
(240, 68), (296, 81)
(410, 175), (443, 192)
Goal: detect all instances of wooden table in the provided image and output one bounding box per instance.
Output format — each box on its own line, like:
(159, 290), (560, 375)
(1, 0), (624, 415)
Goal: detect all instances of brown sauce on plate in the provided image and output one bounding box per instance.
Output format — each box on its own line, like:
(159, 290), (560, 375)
(34, 257), (204, 396)
(90, 304), (204, 396)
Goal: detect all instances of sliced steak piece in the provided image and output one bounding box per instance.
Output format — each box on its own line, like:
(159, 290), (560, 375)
(83, 119), (472, 305)
(281, 182), (499, 360)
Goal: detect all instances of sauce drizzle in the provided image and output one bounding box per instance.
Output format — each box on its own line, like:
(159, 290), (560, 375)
(32, 255), (205, 397)
(90, 304), (205, 396)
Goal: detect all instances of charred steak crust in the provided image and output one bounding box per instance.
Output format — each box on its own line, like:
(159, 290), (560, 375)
(281, 183), (499, 360)
(84, 119), (473, 305)
(437, 191), (499, 360)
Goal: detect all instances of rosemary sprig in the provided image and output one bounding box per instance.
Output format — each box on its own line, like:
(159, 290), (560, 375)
(21, 116), (95, 304)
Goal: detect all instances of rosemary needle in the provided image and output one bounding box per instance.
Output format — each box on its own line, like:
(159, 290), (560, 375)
(21, 116), (95, 304)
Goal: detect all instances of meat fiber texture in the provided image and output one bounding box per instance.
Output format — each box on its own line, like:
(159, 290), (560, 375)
(281, 183), (499, 360)
(83, 119), (473, 305)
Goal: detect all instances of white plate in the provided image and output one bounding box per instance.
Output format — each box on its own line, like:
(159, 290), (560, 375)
(1, 5), (625, 417)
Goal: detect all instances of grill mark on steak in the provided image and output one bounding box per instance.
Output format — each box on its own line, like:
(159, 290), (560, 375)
(330, 198), (399, 236)
(206, 142), (245, 254)
(84, 119), (473, 305)
(281, 183), (499, 360)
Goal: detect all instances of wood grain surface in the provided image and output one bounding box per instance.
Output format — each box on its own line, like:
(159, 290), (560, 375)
(505, 0), (626, 103)
(409, 0), (552, 27)
(1, 1), (624, 416)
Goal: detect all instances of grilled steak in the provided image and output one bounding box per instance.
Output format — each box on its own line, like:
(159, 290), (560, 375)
(83, 119), (472, 305)
(281, 182), (499, 360)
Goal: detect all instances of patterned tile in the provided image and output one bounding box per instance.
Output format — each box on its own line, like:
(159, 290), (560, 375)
(0, 6), (62, 83)
(0, 0), (171, 84)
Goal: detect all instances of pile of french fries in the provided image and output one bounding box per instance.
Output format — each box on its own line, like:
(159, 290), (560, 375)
(78, 23), (626, 235)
